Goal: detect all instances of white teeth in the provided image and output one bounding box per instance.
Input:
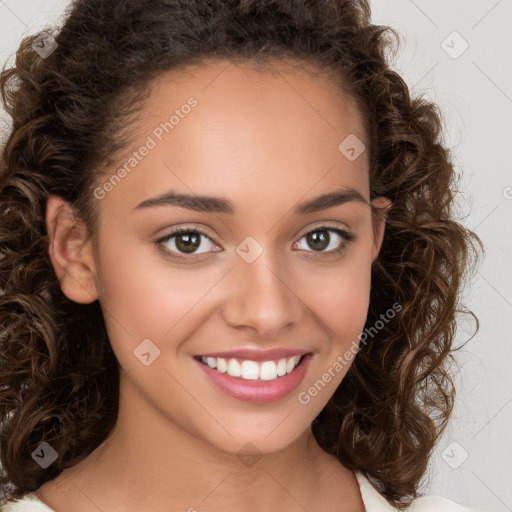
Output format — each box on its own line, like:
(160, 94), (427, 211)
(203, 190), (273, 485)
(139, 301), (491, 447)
(227, 358), (241, 377)
(260, 361), (277, 381)
(276, 358), (287, 376)
(199, 354), (304, 381)
(241, 360), (260, 380)
(286, 356), (300, 373)
(216, 357), (228, 373)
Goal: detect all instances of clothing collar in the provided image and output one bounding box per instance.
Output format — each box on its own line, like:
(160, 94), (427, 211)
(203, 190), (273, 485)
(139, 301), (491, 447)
(355, 470), (405, 511)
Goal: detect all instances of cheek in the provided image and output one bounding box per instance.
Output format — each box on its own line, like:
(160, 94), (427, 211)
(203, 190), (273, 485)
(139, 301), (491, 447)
(317, 272), (370, 328)
(299, 253), (373, 342)
(93, 236), (225, 354)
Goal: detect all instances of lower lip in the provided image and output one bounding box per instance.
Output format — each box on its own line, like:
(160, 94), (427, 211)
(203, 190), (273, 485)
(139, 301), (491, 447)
(195, 354), (312, 403)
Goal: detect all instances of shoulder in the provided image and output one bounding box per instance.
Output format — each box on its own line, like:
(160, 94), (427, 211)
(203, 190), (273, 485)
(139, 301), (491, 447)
(0, 493), (56, 512)
(354, 470), (483, 512)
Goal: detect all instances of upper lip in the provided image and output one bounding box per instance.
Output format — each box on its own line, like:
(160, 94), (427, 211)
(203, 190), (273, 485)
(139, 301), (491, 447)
(196, 348), (310, 362)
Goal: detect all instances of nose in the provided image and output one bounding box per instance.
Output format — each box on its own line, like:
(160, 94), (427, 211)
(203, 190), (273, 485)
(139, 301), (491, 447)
(221, 247), (303, 338)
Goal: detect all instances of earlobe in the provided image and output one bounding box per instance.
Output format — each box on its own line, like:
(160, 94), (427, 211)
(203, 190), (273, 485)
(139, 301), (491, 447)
(370, 196), (392, 262)
(46, 195), (98, 304)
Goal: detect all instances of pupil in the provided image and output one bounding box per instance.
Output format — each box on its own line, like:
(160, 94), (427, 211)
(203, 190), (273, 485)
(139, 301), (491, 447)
(176, 232), (200, 253)
(307, 230), (329, 251)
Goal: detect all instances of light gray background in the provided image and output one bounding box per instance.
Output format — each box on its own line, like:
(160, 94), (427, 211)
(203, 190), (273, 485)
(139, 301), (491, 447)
(0, 1), (510, 510)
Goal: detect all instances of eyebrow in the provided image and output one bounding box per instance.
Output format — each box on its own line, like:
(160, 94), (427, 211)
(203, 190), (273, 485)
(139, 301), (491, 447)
(134, 186), (368, 214)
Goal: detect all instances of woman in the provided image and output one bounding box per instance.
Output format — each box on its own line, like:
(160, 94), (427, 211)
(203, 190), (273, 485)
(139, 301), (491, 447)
(0, 0), (482, 510)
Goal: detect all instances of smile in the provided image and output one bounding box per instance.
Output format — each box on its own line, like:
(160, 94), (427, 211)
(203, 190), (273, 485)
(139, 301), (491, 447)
(198, 355), (302, 381)
(194, 352), (313, 403)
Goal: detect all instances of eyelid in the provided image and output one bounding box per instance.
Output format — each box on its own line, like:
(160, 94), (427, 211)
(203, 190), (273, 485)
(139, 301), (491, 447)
(296, 221), (354, 241)
(155, 223), (217, 243)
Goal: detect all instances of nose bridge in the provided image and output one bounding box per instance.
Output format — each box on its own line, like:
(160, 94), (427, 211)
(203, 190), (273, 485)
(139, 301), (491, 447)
(222, 240), (302, 336)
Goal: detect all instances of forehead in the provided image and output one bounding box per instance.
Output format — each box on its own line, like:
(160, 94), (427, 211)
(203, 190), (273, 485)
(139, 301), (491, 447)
(99, 57), (370, 215)
(142, 57), (365, 139)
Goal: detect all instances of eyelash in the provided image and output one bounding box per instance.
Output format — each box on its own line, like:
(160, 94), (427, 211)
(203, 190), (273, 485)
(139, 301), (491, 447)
(155, 224), (355, 263)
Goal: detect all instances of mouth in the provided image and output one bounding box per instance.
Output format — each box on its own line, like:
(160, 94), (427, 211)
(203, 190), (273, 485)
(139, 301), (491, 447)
(193, 352), (313, 403)
(194, 353), (306, 381)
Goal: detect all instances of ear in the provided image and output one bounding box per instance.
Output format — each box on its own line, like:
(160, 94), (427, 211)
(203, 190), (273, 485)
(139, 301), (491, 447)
(369, 196), (392, 263)
(46, 195), (98, 304)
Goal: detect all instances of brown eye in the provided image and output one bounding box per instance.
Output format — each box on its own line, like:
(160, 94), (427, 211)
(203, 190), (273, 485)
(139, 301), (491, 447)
(156, 227), (219, 259)
(295, 226), (355, 254)
(305, 230), (330, 251)
(175, 231), (201, 253)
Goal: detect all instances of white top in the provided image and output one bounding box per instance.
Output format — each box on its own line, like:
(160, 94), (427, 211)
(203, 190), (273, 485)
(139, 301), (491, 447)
(0, 470), (481, 511)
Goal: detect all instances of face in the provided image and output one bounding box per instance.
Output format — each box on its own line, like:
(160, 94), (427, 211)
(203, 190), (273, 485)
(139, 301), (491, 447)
(49, 58), (388, 457)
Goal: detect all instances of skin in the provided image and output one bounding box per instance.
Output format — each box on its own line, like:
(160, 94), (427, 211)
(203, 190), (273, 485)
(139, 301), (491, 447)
(38, 58), (390, 512)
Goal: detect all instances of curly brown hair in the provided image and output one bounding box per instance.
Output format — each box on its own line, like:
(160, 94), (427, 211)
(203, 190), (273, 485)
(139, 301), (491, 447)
(0, 0), (481, 507)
